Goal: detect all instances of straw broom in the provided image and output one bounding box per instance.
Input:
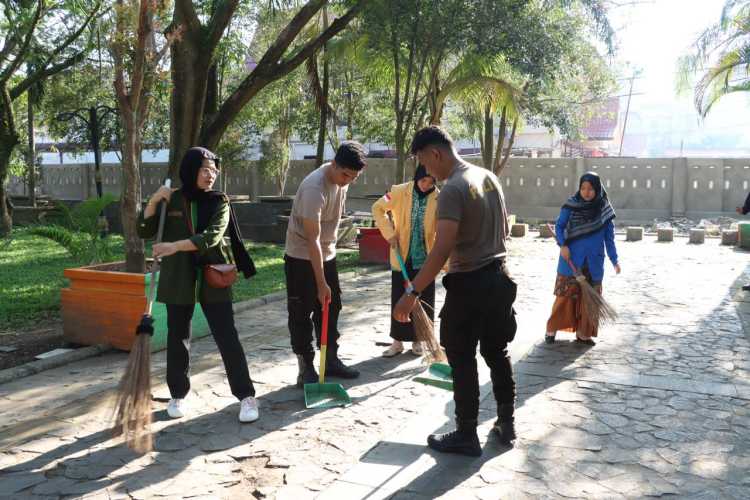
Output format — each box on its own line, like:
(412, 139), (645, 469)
(391, 238), (446, 363)
(546, 224), (617, 328)
(113, 180), (170, 453)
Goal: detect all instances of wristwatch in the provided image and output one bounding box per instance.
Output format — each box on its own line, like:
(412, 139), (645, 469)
(405, 284), (420, 298)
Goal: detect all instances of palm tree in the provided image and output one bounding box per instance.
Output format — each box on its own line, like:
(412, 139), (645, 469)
(679, 0), (750, 118)
(431, 55), (525, 175)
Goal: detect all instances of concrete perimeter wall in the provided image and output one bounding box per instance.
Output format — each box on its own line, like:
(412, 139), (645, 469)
(9, 157), (750, 223)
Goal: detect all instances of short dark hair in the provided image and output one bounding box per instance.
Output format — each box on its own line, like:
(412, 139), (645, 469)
(410, 126), (454, 155)
(334, 141), (367, 171)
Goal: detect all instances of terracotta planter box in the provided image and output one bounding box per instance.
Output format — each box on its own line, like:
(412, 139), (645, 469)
(61, 262), (209, 352)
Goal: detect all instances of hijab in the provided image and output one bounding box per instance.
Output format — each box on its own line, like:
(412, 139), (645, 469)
(561, 171), (616, 243)
(413, 164), (436, 199)
(178, 147), (256, 278)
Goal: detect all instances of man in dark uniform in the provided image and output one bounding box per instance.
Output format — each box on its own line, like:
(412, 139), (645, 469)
(394, 126), (517, 457)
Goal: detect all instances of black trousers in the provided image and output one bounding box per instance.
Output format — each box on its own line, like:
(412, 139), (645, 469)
(439, 259), (517, 424)
(284, 255), (342, 362)
(390, 261), (435, 341)
(166, 301), (255, 400)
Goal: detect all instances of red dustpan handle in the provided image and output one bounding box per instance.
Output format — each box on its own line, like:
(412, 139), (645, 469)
(318, 300), (330, 384)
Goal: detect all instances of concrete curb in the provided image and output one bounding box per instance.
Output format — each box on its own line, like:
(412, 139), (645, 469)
(0, 344), (111, 385)
(0, 264), (390, 385)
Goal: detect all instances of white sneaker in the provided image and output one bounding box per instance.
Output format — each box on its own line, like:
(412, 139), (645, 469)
(410, 342), (424, 356)
(239, 396), (259, 423)
(167, 398), (186, 419)
(382, 342), (404, 357)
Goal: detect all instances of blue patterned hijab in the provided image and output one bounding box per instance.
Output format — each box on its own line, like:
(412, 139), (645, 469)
(562, 172), (616, 243)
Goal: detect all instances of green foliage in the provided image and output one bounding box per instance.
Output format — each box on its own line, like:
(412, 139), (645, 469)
(29, 194), (118, 265)
(0, 230), (359, 331)
(258, 127), (292, 195)
(678, 0), (750, 118)
(0, 230), (100, 329)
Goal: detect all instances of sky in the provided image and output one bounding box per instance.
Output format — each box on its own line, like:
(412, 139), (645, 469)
(610, 0), (750, 156)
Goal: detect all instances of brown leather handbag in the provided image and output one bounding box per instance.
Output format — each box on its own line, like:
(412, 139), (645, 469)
(204, 263), (238, 288)
(185, 198), (237, 289)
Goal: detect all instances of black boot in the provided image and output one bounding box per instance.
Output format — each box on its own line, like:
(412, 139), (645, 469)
(296, 354), (318, 388)
(427, 419), (481, 457)
(492, 403), (516, 445)
(325, 348), (359, 379)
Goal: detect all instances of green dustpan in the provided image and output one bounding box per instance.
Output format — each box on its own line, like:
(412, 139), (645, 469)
(304, 382), (351, 408)
(414, 363), (453, 391)
(304, 302), (351, 408)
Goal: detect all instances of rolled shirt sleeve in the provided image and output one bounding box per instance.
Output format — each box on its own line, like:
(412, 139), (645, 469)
(189, 200), (230, 254)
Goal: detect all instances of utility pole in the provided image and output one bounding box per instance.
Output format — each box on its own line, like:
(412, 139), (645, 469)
(618, 73), (637, 157)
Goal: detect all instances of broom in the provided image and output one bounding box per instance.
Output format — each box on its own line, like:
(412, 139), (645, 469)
(546, 223), (617, 328)
(386, 214), (445, 363)
(113, 179), (171, 453)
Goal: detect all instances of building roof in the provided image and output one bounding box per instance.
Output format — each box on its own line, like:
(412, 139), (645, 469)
(581, 97), (620, 141)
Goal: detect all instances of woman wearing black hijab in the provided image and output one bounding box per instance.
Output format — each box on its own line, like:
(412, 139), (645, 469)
(372, 164), (438, 357)
(138, 147), (259, 422)
(545, 171), (621, 345)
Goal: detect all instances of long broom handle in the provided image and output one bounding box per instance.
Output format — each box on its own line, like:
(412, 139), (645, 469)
(318, 300), (330, 384)
(385, 213), (412, 284)
(145, 179), (171, 315)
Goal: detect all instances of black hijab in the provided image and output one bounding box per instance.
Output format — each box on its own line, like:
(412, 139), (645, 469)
(179, 147), (256, 278)
(413, 164), (436, 199)
(561, 171), (616, 243)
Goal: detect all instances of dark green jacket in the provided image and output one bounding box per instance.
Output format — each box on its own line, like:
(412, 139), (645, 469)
(138, 190), (234, 304)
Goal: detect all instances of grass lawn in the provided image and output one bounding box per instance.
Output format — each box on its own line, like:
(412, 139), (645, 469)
(0, 229), (360, 331)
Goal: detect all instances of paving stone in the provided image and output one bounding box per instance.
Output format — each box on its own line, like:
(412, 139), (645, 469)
(597, 413), (629, 428)
(0, 471), (47, 495)
(7, 237), (750, 500)
(154, 433), (200, 452)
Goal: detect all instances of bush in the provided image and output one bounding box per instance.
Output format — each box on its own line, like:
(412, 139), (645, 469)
(29, 194), (118, 265)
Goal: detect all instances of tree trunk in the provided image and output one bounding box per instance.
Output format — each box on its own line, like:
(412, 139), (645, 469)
(121, 116), (145, 273)
(169, 34), (211, 180)
(0, 89), (20, 236)
(315, 7), (329, 166)
(496, 117), (518, 175)
(493, 106), (508, 174)
(26, 92), (36, 207)
(481, 102), (493, 170)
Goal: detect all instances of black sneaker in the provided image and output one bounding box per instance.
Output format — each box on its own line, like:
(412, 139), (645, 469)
(743, 284), (750, 291)
(492, 418), (516, 445)
(296, 355), (319, 388)
(326, 355), (360, 379)
(427, 429), (482, 457)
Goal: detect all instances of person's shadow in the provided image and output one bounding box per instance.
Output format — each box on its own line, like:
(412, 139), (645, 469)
(347, 337), (594, 499)
(0, 352), (426, 498)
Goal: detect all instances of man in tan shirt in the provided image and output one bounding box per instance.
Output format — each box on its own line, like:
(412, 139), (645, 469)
(284, 141), (366, 387)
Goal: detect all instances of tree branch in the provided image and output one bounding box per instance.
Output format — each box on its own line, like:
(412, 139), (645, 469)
(0, 0), (43, 84)
(201, 0), (363, 148)
(10, 49), (87, 100)
(9, 1), (101, 96)
(173, 0), (202, 34)
(255, 0), (327, 70)
(275, 1), (364, 76)
(206, 0), (239, 50)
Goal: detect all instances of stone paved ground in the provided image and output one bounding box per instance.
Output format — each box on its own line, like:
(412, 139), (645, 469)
(1, 233), (750, 499)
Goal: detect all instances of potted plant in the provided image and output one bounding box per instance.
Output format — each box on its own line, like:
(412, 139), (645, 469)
(30, 196), (209, 351)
